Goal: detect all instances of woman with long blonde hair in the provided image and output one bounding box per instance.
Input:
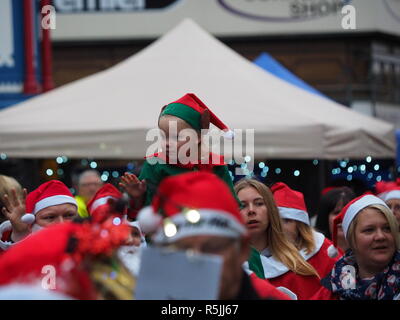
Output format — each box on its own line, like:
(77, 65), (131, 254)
(271, 182), (341, 285)
(235, 178), (323, 300)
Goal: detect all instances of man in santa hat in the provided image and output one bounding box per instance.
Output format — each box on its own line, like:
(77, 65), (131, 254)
(137, 171), (292, 300)
(0, 180), (78, 250)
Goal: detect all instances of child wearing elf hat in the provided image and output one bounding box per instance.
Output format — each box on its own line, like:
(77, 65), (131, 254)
(271, 182), (341, 282)
(137, 171), (293, 300)
(118, 93), (239, 214)
(235, 178), (327, 300)
(0, 180), (78, 250)
(86, 183), (147, 277)
(311, 194), (400, 300)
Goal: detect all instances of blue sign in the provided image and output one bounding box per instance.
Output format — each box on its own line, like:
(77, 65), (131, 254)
(0, 0), (42, 110)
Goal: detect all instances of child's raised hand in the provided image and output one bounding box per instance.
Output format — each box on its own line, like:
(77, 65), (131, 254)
(1, 188), (30, 235)
(119, 173), (147, 200)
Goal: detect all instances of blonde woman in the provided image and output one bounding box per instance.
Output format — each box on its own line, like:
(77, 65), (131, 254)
(271, 182), (341, 282)
(312, 194), (400, 300)
(235, 178), (322, 300)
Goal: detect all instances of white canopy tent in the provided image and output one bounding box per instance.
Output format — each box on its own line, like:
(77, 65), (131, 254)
(0, 19), (395, 160)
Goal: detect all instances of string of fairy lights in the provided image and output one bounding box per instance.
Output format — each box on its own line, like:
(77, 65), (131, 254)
(225, 155), (396, 188)
(0, 153), (397, 190)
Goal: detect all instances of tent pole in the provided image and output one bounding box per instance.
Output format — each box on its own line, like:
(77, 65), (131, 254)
(41, 0), (55, 92)
(23, 0), (40, 94)
(318, 159), (327, 201)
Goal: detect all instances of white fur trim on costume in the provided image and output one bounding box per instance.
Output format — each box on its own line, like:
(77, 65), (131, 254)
(299, 231), (325, 261)
(384, 190), (400, 202)
(152, 209), (246, 244)
(137, 206), (162, 234)
(243, 258), (298, 299)
(0, 214), (37, 249)
(259, 252), (291, 279)
(276, 287), (298, 300)
(242, 262), (253, 275)
(0, 220), (13, 250)
(223, 130), (234, 139)
(377, 192), (388, 200)
(278, 207), (310, 225)
(342, 195), (388, 239)
(34, 195), (77, 214)
(90, 196), (116, 213)
(0, 284), (73, 300)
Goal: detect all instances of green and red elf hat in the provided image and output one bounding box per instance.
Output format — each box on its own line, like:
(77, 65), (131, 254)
(160, 93), (234, 139)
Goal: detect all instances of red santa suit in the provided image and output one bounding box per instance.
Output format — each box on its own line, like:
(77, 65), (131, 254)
(245, 230), (340, 300)
(301, 231), (341, 280)
(248, 273), (292, 300)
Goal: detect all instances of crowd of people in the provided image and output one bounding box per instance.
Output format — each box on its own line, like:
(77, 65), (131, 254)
(0, 93), (399, 300)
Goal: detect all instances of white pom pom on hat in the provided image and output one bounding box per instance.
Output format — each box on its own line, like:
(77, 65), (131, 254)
(21, 214), (35, 225)
(137, 206), (163, 234)
(327, 244), (338, 258)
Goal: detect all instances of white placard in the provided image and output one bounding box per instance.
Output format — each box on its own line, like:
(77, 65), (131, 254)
(135, 245), (223, 300)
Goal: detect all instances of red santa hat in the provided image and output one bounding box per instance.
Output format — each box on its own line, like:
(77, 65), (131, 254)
(87, 183), (125, 221)
(160, 93), (234, 139)
(271, 182), (310, 226)
(26, 180), (77, 216)
(321, 186), (339, 196)
(329, 193), (389, 258)
(137, 171), (246, 243)
(0, 218), (131, 299)
(16, 180), (77, 226)
(375, 179), (400, 199)
(382, 187), (400, 202)
(0, 222), (95, 299)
